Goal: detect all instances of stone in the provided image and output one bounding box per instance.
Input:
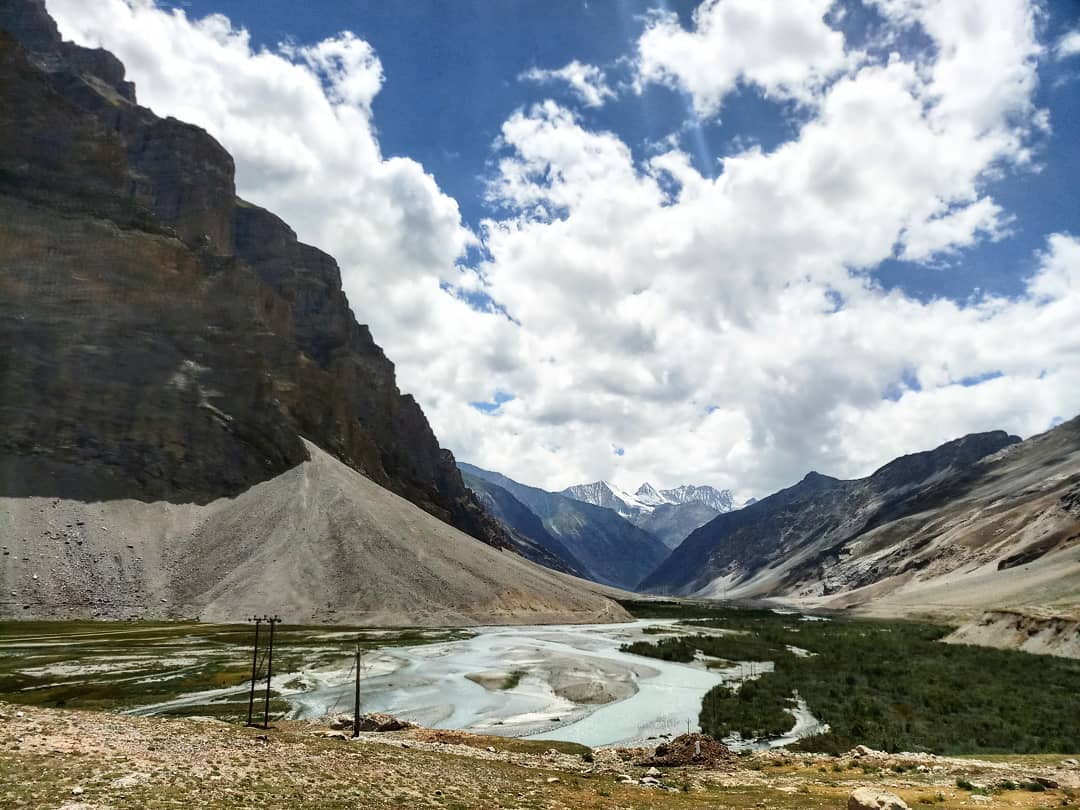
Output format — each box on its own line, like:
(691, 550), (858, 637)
(70, 787), (84, 796)
(112, 773), (150, 789)
(848, 787), (910, 810)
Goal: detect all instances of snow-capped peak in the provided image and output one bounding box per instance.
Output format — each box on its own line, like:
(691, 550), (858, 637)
(659, 484), (736, 513)
(562, 479), (737, 517)
(634, 482), (666, 506)
(561, 480), (651, 518)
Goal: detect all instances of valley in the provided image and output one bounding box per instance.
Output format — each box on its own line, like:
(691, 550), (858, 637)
(1, 2), (1079, 806)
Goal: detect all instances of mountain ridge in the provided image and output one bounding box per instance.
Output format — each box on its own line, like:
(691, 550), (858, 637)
(561, 479), (735, 549)
(638, 423), (1080, 618)
(459, 463), (670, 589)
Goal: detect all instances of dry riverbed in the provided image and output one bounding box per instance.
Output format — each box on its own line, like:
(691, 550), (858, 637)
(2, 701), (1078, 809)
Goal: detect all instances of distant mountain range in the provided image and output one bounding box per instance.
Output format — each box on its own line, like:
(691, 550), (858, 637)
(464, 418), (1080, 621)
(561, 480), (735, 549)
(459, 464), (670, 589)
(562, 480), (735, 517)
(640, 418), (1080, 617)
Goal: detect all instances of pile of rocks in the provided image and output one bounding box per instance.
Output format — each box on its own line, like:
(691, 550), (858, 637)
(327, 712), (416, 733)
(638, 733), (737, 771)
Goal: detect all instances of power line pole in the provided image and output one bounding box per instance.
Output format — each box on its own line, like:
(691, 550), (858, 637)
(352, 642), (361, 739)
(262, 615), (281, 730)
(246, 615), (262, 727)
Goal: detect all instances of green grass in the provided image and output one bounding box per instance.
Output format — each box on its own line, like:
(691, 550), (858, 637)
(618, 605), (1080, 756)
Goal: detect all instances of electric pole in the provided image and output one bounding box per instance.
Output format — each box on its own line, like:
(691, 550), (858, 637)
(246, 615), (262, 727)
(352, 642), (361, 738)
(262, 615), (281, 730)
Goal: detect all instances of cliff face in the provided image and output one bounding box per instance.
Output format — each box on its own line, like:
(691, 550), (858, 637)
(0, 1), (502, 547)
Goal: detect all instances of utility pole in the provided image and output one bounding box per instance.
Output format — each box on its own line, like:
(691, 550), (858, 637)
(262, 615), (281, 730)
(246, 615), (262, 727)
(352, 642), (361, 739)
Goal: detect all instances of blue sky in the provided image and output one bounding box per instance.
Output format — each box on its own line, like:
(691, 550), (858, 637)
(52, 0), (1080, 497)
(166, 0), (1080, 303)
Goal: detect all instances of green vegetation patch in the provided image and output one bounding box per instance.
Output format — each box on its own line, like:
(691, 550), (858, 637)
(618, 605), (1080, 756)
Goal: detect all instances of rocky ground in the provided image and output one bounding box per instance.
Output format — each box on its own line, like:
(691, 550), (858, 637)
(2, 702), (1077, 809)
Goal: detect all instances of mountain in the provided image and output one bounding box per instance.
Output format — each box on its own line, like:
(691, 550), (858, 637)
(561, 480), (650, 516)
(461, 472), (589, 578)
(654, 484), (735, 512)
(1, 440), (628, 624)
(640, 423), (1080, 617)
(633, 500), (724, 550)
(561, 479), (736, 549)
(0, 0), (627, 625)
(563, 480), (735, 517)
(460, 464), (671, 589)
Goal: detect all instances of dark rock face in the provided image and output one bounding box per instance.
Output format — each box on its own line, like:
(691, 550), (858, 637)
(0, 1), (505, 548)
(639, 431), (1021, 595)
(460, 463), (670, 590)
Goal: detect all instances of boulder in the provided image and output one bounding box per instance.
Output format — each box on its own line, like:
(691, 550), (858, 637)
(848, 787), (910, 810)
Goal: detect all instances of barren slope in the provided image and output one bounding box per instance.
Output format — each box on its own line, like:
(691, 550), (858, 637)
(0, 441), (630, 625)
(641, 418), (1080, 618)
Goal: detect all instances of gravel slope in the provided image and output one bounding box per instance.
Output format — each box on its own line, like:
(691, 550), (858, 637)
(0, 441), (630, 626)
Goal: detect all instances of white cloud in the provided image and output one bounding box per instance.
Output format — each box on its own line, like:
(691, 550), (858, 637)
(900, 197), (1008, 262)
(45, 0), (1080, 505)
(637, 0), (850, 117)
(520, 60), (615, 108)
(1057, 29), (1080, 60)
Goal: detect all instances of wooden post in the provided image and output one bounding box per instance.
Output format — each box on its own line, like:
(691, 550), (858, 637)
(352, 643), (361, 738)
(262, 615), (280, 729)
(246, 616), (261, 727)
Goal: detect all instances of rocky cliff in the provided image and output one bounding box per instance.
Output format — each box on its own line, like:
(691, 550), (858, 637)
(0, 0), (502, 549)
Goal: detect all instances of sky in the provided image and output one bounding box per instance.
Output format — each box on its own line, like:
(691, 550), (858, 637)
(47, 0), (1080, 500)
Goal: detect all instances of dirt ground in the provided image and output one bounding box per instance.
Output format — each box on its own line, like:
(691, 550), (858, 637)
(2, 701), (1078, 809)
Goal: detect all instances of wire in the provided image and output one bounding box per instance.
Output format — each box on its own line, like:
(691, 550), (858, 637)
(326, 651), (357, 717)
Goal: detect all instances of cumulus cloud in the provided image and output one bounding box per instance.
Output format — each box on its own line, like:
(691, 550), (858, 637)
(46, 0), (1080, 503)
(520, 60), (615, 108)
(1057, 29), (1080, 60)
(637, 0), (850, 117)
